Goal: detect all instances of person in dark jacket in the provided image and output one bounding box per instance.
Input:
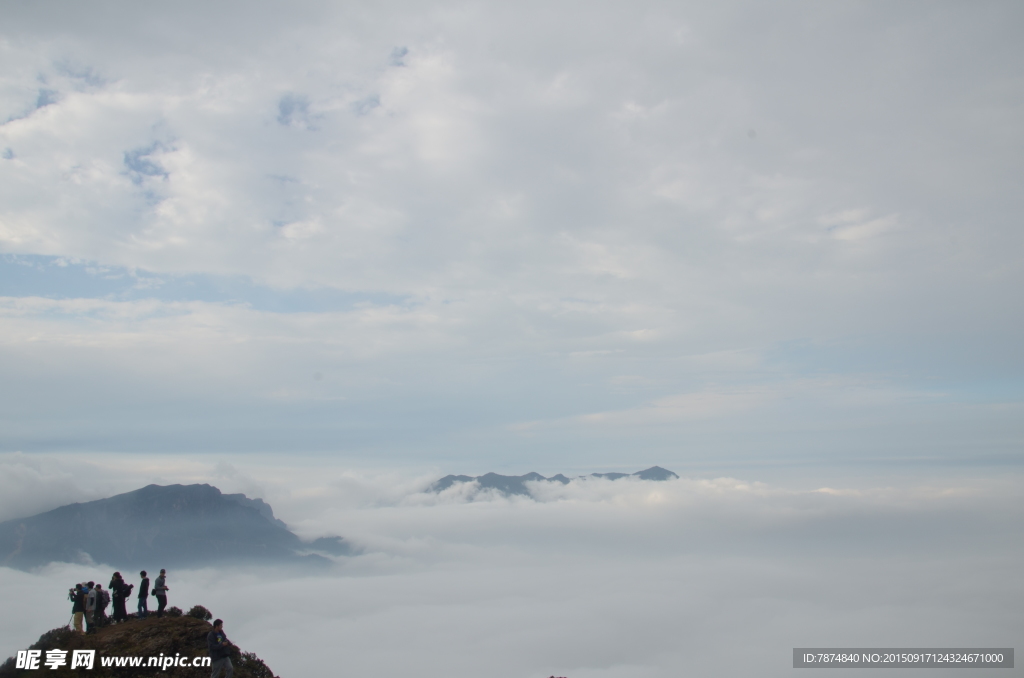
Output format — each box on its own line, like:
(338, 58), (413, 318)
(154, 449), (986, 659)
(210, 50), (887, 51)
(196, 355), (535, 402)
(69, 583), (87, 633)
(94, 583), (109, 627)
(153, 569), (169, 617)
(137, 571), (150, 618)
(207, 619), (234, 678)
(109, 572), (132, 623)
(109, 573), (123, 622)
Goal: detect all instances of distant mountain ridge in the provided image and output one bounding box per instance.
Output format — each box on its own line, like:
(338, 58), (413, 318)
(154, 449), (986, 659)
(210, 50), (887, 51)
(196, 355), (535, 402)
(430, 466), (679, 497)
(0, 483), (350, 570)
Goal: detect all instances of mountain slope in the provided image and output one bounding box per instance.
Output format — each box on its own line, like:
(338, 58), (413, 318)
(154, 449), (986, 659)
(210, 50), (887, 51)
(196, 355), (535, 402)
(0, 484), (348, 570)
(0, 614), (276, 678)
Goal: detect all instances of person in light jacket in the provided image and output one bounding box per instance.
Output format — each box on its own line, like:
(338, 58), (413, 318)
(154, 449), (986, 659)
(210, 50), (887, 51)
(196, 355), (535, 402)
(153, 569), (169, 617)
(85, 581), (97, 633)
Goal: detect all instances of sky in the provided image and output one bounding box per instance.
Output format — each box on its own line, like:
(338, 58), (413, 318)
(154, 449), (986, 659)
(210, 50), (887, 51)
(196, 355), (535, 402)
(0, 0), (1021, 472)
(1, 1), (1023, 675)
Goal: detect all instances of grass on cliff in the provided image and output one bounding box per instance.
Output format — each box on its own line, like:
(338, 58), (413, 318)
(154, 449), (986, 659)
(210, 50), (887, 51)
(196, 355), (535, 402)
(0, 611), (277, 678)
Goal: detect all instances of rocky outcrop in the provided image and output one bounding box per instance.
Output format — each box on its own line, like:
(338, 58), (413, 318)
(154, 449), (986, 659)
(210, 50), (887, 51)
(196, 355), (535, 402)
(0, 613), (277, 678)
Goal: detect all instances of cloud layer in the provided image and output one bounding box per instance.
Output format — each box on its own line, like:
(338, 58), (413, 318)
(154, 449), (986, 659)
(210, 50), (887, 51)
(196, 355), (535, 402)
(1, 455), (1020, 677)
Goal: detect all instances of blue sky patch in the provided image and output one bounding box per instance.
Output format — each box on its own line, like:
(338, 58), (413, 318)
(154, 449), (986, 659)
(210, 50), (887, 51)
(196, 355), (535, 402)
(353, 95), (380, 116)
(0, 254), (406, 313)
(390, 46), (409, 66)
(277, 93), (318, 129)
(34, 89), (59, 109)
(123, 143), (168, 184)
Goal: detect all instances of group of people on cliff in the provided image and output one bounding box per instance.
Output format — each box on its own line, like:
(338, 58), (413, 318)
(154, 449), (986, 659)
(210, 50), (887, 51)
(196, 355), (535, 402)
(69, 569), (169, 634)
(68, 570), (236, 677)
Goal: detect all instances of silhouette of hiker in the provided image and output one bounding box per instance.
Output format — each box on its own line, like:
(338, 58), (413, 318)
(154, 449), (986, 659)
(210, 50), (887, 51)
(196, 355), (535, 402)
(109, 572), (132, 622)
(69, 583), (86, 633)
(85, 581), (97, 633)
(94, 583), (109, 627)
(207, 618), (234, 678)
(109, 573), (122, 622)
(138, 571), (150, 618)
(153, 569), (169, 617)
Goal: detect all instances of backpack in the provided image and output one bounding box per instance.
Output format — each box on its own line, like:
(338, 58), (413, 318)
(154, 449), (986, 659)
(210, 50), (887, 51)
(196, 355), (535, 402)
(100, 589), (110, 609)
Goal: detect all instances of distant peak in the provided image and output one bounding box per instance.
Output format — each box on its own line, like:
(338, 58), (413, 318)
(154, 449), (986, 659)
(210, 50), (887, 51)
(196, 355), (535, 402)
(632, 466), (680, 481)
(428, 466), (679, 498)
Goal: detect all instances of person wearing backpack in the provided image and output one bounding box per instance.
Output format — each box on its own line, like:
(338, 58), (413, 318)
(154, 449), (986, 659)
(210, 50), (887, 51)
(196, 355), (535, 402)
(95, 584), (110, 626)
(109, 572), (132, 623)
(153, 569), (169, 617)
(137, 571), (150, 619)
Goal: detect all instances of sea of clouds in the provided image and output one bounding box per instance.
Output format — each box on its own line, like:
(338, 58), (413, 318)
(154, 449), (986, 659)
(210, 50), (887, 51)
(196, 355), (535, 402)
(1, 453), (1020, 677)
(2, 3), (1022, 675)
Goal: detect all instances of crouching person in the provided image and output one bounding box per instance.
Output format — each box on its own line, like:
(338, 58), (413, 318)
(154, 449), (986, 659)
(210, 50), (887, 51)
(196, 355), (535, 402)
(207, 618), (234, 678)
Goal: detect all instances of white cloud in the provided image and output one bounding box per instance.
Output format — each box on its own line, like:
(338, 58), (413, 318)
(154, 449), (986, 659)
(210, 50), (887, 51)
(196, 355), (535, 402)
(579, 389), (771, 424)
(0, 2), (1021, 480)
(821, 209), (902, 242)
(511, 377), (950, 436)
(1, 458), (1021, 677)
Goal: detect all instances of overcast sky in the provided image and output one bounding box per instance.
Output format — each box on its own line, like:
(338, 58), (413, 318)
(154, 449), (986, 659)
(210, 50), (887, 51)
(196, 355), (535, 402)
(2, 5), (1023, 675)
(2, 1), (1020, 473)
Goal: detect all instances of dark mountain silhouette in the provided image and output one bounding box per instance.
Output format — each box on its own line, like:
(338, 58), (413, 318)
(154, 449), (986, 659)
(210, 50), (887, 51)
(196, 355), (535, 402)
(591, 466), (679, 481)
(429, 466), (678, 497)
(631, 466), (679, 481)
(429, 475), (476, 492)
(223, 494), (288, 530)
(591, 472), (630, 480)
(430, 471), (571, 497)
(0, 484), (351, 570)
(0, 611), (277, 678)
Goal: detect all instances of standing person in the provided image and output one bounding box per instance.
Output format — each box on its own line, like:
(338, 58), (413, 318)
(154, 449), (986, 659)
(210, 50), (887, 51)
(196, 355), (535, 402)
(109, 572), (131, 623)
(137, 571), (150, 619)
(207, 619), (234, 678)
(94, 583), (109, 627)
(153, 569), (169, 617)
(85, 582), (97, 634)
(109, 573), (122, 622)
(121, 577), (134, 619)
(69, 583), (86, 633)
